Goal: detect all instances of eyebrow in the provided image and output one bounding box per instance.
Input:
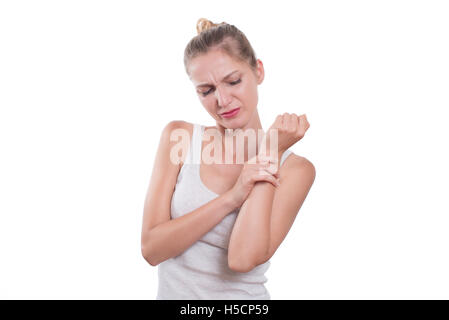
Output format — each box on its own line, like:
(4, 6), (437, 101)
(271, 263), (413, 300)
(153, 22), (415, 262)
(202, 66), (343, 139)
(196, 70), (240, 88)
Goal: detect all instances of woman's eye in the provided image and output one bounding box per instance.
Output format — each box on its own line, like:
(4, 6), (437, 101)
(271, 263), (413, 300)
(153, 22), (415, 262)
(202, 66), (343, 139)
(201, 79), (241, 97)
(201, 88), (213, 97)
(230, 79), (241, 85)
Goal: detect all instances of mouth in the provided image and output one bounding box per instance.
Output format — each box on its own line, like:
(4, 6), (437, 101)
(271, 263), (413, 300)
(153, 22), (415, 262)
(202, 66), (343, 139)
(220, 107), (240, 119)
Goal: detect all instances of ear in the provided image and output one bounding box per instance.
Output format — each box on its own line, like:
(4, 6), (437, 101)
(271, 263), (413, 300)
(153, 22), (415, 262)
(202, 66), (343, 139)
(255, 59), (265, 85)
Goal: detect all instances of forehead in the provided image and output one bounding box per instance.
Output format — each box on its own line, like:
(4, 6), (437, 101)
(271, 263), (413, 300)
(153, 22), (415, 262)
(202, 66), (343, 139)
(189, 50), (245, 86)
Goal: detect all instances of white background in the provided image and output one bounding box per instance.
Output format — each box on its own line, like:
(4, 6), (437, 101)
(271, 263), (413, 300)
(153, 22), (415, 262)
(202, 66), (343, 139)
(1, 0), (448, 299)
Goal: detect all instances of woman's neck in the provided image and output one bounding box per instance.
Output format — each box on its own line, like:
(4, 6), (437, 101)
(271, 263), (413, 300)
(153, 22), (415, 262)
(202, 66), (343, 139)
(214, 111), (265, 163)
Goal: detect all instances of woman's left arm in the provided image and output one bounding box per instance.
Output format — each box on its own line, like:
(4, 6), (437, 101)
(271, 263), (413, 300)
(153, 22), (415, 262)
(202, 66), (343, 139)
(227, 155), (316, 273)
(228, 113), (315, 273)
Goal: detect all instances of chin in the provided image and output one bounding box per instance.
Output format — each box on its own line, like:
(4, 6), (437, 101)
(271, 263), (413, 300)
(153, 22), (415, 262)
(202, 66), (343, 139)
(221, 119), (246, 130)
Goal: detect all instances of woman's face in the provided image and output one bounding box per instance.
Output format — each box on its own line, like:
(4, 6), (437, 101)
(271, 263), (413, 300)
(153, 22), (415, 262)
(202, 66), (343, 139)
(188, 49), (264, 129)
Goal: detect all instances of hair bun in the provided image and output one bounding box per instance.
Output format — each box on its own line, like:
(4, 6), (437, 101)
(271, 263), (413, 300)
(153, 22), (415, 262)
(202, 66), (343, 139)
(196, 18), (227, 35)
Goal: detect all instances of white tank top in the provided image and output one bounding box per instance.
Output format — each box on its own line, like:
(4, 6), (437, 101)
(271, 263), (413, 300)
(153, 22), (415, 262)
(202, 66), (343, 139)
(156, 123), (293, 300)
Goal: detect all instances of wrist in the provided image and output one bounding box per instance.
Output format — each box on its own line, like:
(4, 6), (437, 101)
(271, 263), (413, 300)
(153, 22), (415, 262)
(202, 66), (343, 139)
(257, 132), (285, 159)
(222, 189), (240, 212)
(277, 148), (287, 162)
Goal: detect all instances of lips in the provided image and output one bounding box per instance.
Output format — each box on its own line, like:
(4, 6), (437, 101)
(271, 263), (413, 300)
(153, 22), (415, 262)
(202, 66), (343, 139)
(221, 108), (240, 115)
(220, 107), (240, 119)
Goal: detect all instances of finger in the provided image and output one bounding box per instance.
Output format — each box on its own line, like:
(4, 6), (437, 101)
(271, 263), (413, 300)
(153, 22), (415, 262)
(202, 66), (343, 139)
(284, 113), (294, 131)
(281, 113), (290, 129)
(256, 162), (278, 174)
(252, 163), (273, 174)
(253, 171), (280, 187)
(297, 114), (309, 137)
(302, 114), (310, 129)
(265, 163), (279, 175)
(289, 113), (299, 132)
(257, 154), (277, 164)
(249, 159), (271, 167)
(256, 155), (269, 164)
(299, 114), (310, 130)
(258, 166), (280, 179)
(255, 155), (279, 175)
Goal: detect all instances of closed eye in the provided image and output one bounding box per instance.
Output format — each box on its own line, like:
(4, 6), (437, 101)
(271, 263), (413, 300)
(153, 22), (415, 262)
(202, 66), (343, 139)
(201, 79), (242, 97)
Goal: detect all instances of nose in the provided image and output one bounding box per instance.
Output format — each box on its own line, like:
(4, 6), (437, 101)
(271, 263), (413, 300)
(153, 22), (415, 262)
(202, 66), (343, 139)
(214, 84), (232, 108)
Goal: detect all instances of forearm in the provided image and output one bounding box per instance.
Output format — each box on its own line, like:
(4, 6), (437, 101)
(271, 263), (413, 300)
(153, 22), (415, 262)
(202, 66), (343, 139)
(228, 181), (276, 271)
(228, 151), (284, 271)
(142, 191), (237, 266)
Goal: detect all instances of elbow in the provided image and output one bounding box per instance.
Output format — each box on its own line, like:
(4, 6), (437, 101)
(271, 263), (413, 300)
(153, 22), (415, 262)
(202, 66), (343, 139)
(141, 229), (161, 267)
(228, 260), (255, 273)
(228, 249), (270, 273)
(228, 246), (271, 273)
(228, 255), (257, 273)
(141, 244), (159, 267)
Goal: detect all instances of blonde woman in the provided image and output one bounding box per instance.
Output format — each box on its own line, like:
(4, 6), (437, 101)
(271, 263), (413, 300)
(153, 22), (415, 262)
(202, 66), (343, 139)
(141, 18), (316, 300)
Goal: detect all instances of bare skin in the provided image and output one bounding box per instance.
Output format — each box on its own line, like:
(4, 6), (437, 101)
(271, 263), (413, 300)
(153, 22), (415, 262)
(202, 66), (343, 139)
(141, 49), (316, 272)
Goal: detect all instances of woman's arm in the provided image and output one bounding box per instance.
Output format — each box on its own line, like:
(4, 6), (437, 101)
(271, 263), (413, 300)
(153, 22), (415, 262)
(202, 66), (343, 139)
(228, 113), (314, 273)
(228, 181), (275, 273)
(142, 190), (238, 266)
(228, 155), (316, 273)
(227, 152), (283, 273)
(141, 121), (238, 266)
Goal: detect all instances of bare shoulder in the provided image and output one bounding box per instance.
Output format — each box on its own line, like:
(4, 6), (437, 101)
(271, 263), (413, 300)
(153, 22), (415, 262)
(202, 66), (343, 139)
(162, 120), (192, 137)
(160, 120), (194, 148)
(160, 120), (194, 167)
(281, 153), (316, 182)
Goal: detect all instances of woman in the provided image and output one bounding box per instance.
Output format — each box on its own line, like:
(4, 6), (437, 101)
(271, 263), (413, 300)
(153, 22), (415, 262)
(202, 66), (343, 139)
(141, 18), (316, 300)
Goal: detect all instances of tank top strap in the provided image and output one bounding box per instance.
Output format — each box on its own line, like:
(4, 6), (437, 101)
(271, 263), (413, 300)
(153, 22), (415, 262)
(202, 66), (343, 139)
(280, 149), (293, 166)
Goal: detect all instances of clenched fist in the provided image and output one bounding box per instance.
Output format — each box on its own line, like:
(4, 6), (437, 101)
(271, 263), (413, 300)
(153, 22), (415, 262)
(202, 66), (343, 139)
(262, 113), (310, 155)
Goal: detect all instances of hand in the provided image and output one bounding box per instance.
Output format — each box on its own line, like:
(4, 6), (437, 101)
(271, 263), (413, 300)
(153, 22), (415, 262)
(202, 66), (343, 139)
(264, 113), (310, 154)
(228, 155), (280, 208)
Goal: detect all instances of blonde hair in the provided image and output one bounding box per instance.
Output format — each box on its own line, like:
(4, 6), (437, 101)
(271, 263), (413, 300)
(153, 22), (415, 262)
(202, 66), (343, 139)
(184, 18), (258, 77)
(196, 18), (227, 34)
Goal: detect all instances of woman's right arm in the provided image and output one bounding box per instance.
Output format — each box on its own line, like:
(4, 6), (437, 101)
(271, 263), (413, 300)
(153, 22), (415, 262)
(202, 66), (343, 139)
(140, 120), (238, 266)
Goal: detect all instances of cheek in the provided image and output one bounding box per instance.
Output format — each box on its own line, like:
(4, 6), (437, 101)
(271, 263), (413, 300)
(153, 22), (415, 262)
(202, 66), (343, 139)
(204, 103), (219, 117)
(239, 83), (257, 105)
